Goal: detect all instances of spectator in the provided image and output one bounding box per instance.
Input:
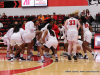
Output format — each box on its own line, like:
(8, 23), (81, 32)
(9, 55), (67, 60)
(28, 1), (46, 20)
(22, 20), (27, 30)
(96, 28), (100, 33)
(51, 15), (55, 21)
(74, 11), (79, 19)
(64, 14), (69, 21)
(53, 12), (57, 20)
(80, 10), (85, 17)
(0, 22), (3, 28)
(58, 14), (64, 21)
(1, 13), (7, 19)
(86, 9), (91, 17)
(45, 14), (50, 20)
(38, 14), (44, 21)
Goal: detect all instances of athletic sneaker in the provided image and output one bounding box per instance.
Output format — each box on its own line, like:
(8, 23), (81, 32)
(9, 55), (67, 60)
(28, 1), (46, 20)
(83, 55), (88, 59)
(79, 53), (83, 57)
(47, 53), (52, 58)
(55, 58), (58, 62)
(8, 57), (13, 61)
(78, 55), (83, 59)
(19, 57), (26, 61)
(60, 53), (65, 56)
(63, 53), (68, 57)
(73, 55), (77, 60)
(6, 54), (10, 57)
(27, 58), (33, 61)
(68, 55), (72, 60)
(37, 54), (40, 57)
(37, 59), (45, 63)
(93, 53), (98, 60)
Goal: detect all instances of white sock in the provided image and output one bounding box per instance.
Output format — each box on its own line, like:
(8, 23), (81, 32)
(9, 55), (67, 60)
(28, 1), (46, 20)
(38, 52), (40, 54)
(41, 56), (44, 60)
(20, 54), (23, 57)
(74, 52), (76, 56)
(28, 55), (30, 59)
(85, 53), (87, 55)
(10, 54), (13, 57)
(55, 54), (57, 58)
(68, 52), (70, 55)
(44, 52), (46, 55)
(91, 51), (94, 55)
(63, 51), (66, 53)
(7, 51), (9, 55)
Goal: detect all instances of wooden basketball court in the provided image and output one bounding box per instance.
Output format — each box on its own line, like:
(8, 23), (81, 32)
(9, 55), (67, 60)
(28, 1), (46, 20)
(0, 49), (100, 75)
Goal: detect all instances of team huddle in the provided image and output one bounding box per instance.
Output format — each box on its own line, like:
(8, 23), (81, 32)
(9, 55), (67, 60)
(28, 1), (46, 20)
(3, 13), (98, 63)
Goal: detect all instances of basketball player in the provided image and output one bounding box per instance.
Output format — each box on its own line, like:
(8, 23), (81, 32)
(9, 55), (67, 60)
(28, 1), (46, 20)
(8, 24), (25, 61)
(3, 25), (15, 57)
(80, 16), (97, 59)
(38, 25), (58, 63)
(64, 13), (80, 60)
(59, 24), (68, 57)
(24, 17), (42, 60)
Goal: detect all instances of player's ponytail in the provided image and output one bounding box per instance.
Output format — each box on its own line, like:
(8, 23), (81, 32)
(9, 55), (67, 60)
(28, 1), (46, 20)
(13, 24), (22, 33)
(81, 16), (86, 24)
(47, 25), (55, 37)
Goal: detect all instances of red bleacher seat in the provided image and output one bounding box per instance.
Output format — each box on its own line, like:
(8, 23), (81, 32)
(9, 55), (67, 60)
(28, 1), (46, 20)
(0, 29), (5, 32)
(4, 25), (8, 27)
(6, 29), (9, 31)
(0, 19), (4, 22)
(57, 20), (62, 23)
(17, 19), (21, 22)
(12, 19), (15, 21)
(20, 16), (24, 19)
(2, 22), (6, 25)
(14, 16), (19, 19)
(8, 16), (13, 19)
(7, 22), (11, 24)
(5, 19), (10, 22)
(31, 15), (36, 18)
(23, 18), (27, 21)
(43, 15), (47, 18)
(25, 15), (30, 18)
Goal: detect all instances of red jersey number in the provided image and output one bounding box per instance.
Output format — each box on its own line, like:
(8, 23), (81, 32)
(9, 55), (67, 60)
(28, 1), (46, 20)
(69, 20), (75, 25)
(85, 24), (89, 28)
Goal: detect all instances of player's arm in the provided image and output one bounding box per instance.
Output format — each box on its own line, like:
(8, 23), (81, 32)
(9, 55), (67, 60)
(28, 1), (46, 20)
(77, 20), (81, 31)
(42, 30), (48, 43)
(64, 20), (68, 30)
(80, 25), (84, 41)
(89, 25), (93, 32)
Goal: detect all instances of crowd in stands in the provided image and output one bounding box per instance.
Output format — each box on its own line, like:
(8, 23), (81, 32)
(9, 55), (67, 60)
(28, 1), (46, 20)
(0, 9), (97, 37)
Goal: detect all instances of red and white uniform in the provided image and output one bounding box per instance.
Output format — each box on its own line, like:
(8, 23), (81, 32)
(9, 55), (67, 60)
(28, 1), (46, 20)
(10, 28), (24, 46)
(43, 30), (58, 49)
(3, 28), (14, 45)
(24, 21), (36, 43)
(67, 17), (78, 41)
(83, 22), (92, 43)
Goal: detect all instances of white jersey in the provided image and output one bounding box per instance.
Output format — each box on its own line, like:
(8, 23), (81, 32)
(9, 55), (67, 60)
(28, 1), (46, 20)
(67, 17), (78, 31)
(11, 28), (24, 41)
(41, 23), (49, 31)
(3, 28), (14, 40)
(24, 21), (36, 33)
(83, 22), (90, 33)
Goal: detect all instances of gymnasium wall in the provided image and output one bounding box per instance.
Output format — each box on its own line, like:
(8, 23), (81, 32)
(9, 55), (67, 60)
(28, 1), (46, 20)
(0, 0), (100, 17)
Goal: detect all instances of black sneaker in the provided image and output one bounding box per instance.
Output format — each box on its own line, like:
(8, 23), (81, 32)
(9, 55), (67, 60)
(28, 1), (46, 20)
(73, 55), (77, 60)
(19, 57), (26, 61)
(68, 55), (71, 60)
(76, 53), (79, 57)
(83, 55), (88, 59)
(55, 58), (58, 62)
(79, 53), (83, 57)
(8, 57), (13, 61)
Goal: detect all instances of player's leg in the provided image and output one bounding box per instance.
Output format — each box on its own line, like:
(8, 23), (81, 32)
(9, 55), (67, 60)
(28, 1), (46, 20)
(63, 43), (68, 57)
(68, 41), (72, 60)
